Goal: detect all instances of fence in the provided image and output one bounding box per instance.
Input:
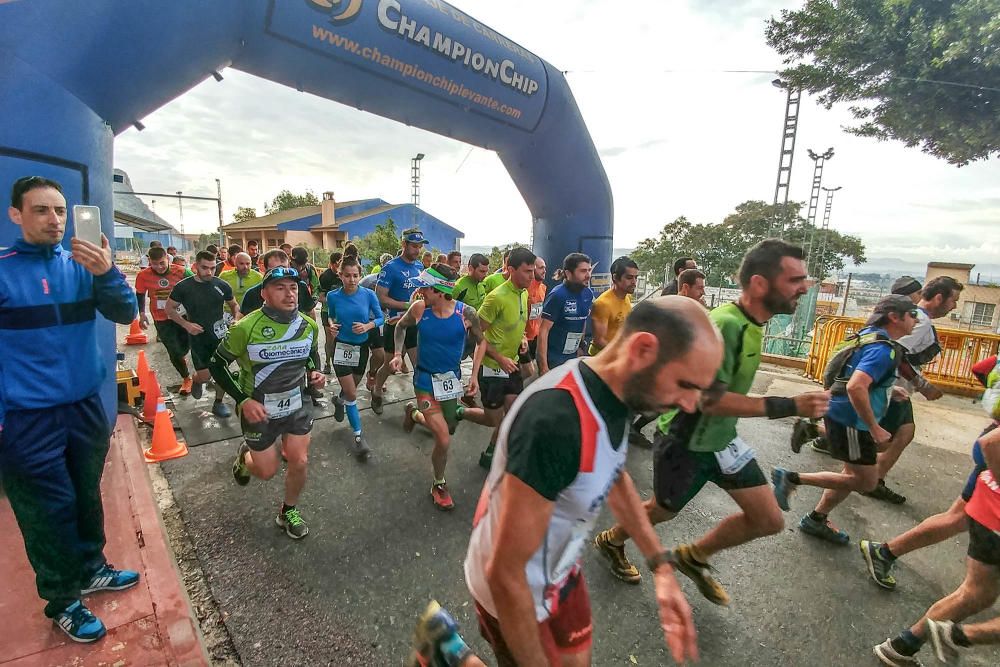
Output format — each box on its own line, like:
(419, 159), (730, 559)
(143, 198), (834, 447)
(804, 316), (1000, 395)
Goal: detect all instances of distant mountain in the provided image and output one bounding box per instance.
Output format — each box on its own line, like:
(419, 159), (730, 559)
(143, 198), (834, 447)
(844, 257), (1000, 282)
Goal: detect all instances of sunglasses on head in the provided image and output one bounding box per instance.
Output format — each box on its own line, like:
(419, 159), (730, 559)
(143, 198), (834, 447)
(265, 267), (299, 280)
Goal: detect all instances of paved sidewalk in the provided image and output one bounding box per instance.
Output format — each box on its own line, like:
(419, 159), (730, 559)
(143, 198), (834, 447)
(0, 416), (208, 667)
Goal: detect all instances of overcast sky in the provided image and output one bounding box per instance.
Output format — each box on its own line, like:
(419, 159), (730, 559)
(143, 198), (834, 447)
(115, 0), (999, 264)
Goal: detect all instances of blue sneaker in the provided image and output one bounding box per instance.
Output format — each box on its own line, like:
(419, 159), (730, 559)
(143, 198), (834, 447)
(212, 400), (232, 418)
(81, 563), (140, 594)
(771, 467), (796, 511)
(408, 600), (474, 667)
(53, 601), (106, 643)
(799, 514), (850, 545)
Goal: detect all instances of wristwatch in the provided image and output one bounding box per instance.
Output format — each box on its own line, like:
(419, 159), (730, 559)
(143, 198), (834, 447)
(646, 550), (677, 572)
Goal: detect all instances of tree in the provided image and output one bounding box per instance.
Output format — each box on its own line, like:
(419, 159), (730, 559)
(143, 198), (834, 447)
(264, 189), (320, 214)
(631, 200), (866, 285)
(353, 218), (401, 264)
(766, 0), (1000, 166)
(232, 206), (258, 224)
(488, 243), (530, 272)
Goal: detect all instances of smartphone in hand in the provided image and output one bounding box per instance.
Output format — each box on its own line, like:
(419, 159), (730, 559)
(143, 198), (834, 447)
(72, 205), (102, 246)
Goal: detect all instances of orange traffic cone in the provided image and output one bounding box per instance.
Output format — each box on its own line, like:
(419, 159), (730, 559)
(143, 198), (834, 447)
(136, 350), (150, 395)
(125, 318), (148, 345)
(142, 369), (162, 423)
(144, 398), (187, 463)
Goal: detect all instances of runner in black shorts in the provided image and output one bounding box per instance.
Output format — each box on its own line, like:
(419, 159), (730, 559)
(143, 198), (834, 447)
(166, 250), (239, 418)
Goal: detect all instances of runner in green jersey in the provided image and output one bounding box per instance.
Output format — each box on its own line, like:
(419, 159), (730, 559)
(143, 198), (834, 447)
(593, 239), (829, 605)
(209, 267), (326, 540)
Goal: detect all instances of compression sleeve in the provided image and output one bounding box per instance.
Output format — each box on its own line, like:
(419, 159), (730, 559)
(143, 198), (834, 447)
(208, 326), (250, 405)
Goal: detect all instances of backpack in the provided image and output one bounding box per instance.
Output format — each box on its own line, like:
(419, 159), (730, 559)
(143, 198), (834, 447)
(822, 330), (902, 396)
(981, 359), (1000, 420)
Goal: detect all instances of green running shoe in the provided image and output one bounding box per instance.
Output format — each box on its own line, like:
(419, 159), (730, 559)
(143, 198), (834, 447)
(232, 442), (251, 486)
(276, 507), (309, 539)
(859, 539), (897, 589)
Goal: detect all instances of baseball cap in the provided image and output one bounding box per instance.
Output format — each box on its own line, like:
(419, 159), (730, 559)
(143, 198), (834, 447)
(262, 266), (300, 287)
(866, 294), (918, 326)
(411, 267), (455, 295)
(891, 276), (922, 296)
(401, 229), (429, 245)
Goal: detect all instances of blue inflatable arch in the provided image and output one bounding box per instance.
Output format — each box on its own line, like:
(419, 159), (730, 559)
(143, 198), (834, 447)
(0, 0), (612, 417)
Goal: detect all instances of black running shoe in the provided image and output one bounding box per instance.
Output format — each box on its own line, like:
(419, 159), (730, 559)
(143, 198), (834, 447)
(863, 480), (906, 505)
(791, 418), (819, 453)
(333, 395), (345, 422)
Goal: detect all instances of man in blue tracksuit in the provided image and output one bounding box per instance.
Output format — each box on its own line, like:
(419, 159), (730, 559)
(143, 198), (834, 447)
(0, 176), (139, 643)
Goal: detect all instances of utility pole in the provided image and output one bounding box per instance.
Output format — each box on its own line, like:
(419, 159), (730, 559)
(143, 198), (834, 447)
(769, 79), (802, 238)
(216, 179), (224, 247)
(816, 186), (842, 278)
(804, 148), (834, 274)
(411, 153), (425, 206)
(176, 190), (184, 236)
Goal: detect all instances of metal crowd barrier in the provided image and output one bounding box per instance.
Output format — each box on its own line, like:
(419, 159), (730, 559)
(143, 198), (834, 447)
(804, 316), (1000, 395)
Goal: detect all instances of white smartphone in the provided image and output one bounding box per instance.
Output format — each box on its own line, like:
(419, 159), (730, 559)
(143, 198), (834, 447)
(72, 205), (102, 246)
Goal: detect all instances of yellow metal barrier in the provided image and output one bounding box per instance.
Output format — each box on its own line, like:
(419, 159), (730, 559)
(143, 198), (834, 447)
(805, 316), (1000, 395)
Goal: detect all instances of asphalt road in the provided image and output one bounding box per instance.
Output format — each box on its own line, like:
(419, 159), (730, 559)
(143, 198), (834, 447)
(123, 332), (997, 666)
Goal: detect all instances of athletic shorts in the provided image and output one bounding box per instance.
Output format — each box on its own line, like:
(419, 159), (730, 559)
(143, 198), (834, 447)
(518, 338), (538, 364)
(478, 366), (524, 410)
(367, 324), (384, 350)
(967, 516), (1000, 567)
(333, 342), (370, 379)
(476, 572), (592, 667)
(383, 321), (417, 353)
(824, 416), (878, 465)
(190, 333), (222, 371)
(879, 398), (914, 434)
(652, 432), (767, 511)
(413, 388), (460, 435)
(153, 319), (190, 358)
(241, 404), (314, 451)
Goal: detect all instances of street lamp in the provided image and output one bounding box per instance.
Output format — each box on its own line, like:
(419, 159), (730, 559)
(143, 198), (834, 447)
(411, 153), (425, 206)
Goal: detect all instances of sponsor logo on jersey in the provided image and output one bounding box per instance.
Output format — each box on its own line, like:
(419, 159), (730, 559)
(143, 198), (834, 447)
(262, 326), (276, 338)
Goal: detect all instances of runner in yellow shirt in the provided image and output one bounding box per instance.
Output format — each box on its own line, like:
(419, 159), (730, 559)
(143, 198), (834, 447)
(588, 256), (638, 356)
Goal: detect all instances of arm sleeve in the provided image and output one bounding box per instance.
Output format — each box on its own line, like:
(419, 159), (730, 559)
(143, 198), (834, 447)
(93, 266), (139, 324)
(208, 325), (250, 405)
(136, 290), (146, 314)
(505, 389), (582, 501)
(368, 290), (384, 327)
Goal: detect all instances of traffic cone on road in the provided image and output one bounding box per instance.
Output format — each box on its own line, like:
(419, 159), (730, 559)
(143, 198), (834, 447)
(136, 350), (150, 395)
(142, 370), (163, 424)
(125, 318), (148, 345)
(144, 397), (187, 463)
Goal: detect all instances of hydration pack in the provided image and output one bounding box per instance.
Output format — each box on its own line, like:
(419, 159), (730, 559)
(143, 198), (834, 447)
(822, 331), (902, 396)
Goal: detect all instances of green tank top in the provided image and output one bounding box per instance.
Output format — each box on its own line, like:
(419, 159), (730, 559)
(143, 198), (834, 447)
(657, 302), (764, 452)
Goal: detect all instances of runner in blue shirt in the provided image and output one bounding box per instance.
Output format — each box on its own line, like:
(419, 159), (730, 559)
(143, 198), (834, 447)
(327, 256), (384, 460)
(537, 252), (594, 374)
(372, 228), (427, 414)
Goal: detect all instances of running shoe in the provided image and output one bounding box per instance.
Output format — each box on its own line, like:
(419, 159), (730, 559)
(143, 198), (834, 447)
(179, 377), (193, 396)
(333, 395), (345, 422)
(212, 400), (231, 418)
(371, 392), (384, 415)
(864, 480), (907, 504)
(233, 442), (251, 486)
(460, 394), (477, 409)
(771, 467), (796, 511)
(859, 539), (897, 589)
(478, 446), (494, 470)
(799, 514), (850, 545)
(873, 638), (924, 666)
(80, 563), (140, 594)
(276, 507), (309, 539)
(403, 401), (417, 433)
(673, 544), (730, 606)
(431, 483), (455, 511)
(408, 600), (474, 667)
(926, 619), (961, 664)
(53, 601), (106, 643)
(790, 418), (819, 453)
(593, 529), (641, 584)
(628, 425), (653, 449)
(190, 381), (204, 400)
(810, 436), (831, 455)
(352, 435), (371, 461)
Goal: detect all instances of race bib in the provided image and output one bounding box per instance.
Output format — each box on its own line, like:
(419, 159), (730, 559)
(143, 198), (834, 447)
(264, 387), (302, 419)
(212, 319), (228, 339)
(481, 365), (509, 379)
(529, 302), (542, 320)
(432, 371), (463, 401)
(155, 298), (167, 311)
(714, 437), (756, 475)
(333, 342), (361, 367)
(562, 331), (583, 355)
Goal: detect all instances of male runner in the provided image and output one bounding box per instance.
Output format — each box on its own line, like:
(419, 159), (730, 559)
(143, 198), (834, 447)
(135, 245), (195, 393)
(166, 250), (239, 417)
(537, 253), (594, 374)
(326, 256), (383, 460)
(459, 297), (718, 667)
(246, 239), (261, 269)
(290, 246), (320, 303)
(588, 256), (638, 355)
(393, 264), (484, 510)
(240, 249), (317, 317)
(372, 228), (427, 414)
(454, 253), (490, 311)
(218, 252), (262, 311)
(873, 423), (1000, 666)
(460, 247), (535, 469)
(519, 255), (547, 378)
(318, 251), (343, 374)
(677, 268), (707, 304)
(773, 294), (917, 544)
(209, 267), (325, 539)
(594, 239), (828, 606)
(481, 249), (511, 294)
(213, 246), (230, 276)
(662, 256), (698, 296)
(447, 250), (462, 274)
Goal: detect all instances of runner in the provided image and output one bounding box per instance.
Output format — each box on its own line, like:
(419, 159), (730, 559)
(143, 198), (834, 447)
(772, 294), (918, 546)
(661, 256), (698, 295)
(460, 297), (718, 667)
(447, 250), (462, 274)
(240, 249), (317, 317)
(246, 239), (261, 270)
(873, 423), (1000, 666)
(482, 249), (511, 293)
(537, 253), (594, 375)
(677, 268), (707, 304)
(519, 255), (547, 379)
(392, 263), (484, 510)
(209, 267), (325, 540)
(166, 250), (239, 417)
(372, 228), (428, 414)
(458, 247), (535, 469)
(318, 251), (343, 374)
(588, 256), (638, 355)
(218, 252), (263, 313)
(422, 250), (434, 269)
(326, 256), (383, 461)
(454, 253), (490, 311)
(135, 246), (195, 393)
(593, 239), (828, 607)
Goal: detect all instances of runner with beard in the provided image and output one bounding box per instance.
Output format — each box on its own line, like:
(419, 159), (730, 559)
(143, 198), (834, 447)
(593, 239), (829, 607)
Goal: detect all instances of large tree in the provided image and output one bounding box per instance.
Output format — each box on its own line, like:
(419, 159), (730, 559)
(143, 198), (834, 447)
(631, 200), (866, 285)
(353, 218), (401, 264)
(231, 206), (258, 224)
(766, 0), (1000, 166)
(264, 189), (320, 214)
